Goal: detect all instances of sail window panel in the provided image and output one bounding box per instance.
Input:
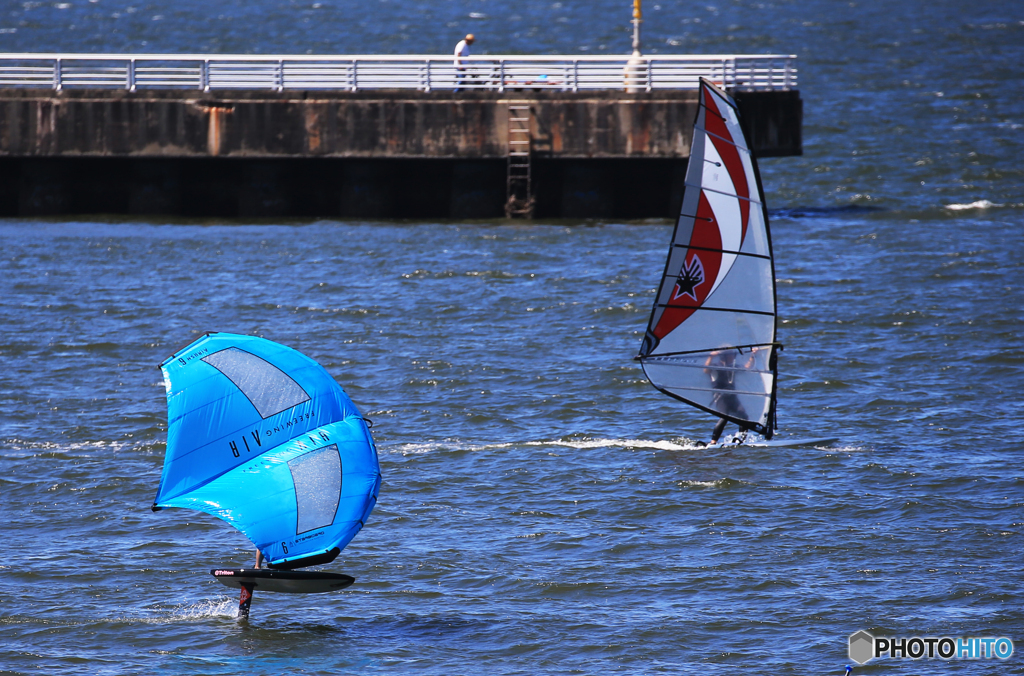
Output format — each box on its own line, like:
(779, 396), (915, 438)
(710, 388), (772, 427)
(288, 444), (342, 535)
(715, 388), (772, 427)
(642, 359), (772, 428)
(203, 347), (311, 419)
(642, 359), (713, 404)
(652, 311), (775, 358)
(700, 256), (775, 315)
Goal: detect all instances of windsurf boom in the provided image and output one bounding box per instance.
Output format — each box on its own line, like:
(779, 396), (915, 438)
(637, 80), (779, 439)
(154, 332), (382, 571)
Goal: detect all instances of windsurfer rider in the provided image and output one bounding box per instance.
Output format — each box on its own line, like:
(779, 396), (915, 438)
(705, 348), (756, 444)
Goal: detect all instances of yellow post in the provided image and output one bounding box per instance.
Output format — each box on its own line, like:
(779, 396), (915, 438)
(625, 0), (645, 91)
(631, 0), (642, 56)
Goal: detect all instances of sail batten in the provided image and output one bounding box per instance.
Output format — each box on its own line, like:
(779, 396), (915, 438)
(659, 384), (772, 396)
(669, 243), (772, 261)
(700, 127), (752, 154)
(642, 343), (777, 360)
(680, 184), (763, 204)
(653, 304), (775, 316)
(638, 79), (779, 439)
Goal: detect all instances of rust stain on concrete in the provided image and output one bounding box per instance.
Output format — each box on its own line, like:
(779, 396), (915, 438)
(193, 102), (234, 156)
(304, 106), (323, 153)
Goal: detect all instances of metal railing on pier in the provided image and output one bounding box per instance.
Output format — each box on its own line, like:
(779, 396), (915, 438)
(0, 53), (797, 92)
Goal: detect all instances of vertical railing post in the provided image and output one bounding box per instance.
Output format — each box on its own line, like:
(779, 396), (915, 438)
(201, 59), (210, 92)
(127, 58), (136, 91)
(498, 59), (505, 93)
(54, 58), (62, 91)
(351, 59), (358, 92)
(277, 59), (285, 92)
(573, 59), (579, 92)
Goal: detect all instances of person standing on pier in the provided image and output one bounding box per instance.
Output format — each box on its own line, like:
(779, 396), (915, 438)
(454, 33), (475, 90)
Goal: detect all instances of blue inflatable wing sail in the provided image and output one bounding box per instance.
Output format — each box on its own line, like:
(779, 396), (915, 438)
(154, 333), (381, 569)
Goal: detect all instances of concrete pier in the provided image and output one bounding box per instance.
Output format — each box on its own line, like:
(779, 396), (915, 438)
(0, 88), (802, 219)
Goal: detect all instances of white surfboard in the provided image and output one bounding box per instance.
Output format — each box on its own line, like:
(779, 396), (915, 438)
(726, 436), (838, 448)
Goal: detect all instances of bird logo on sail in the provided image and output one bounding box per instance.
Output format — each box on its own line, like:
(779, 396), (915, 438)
(670, 255), (705, 302)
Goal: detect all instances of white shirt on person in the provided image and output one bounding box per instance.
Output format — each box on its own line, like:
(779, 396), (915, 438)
(454, 40), (471, 68)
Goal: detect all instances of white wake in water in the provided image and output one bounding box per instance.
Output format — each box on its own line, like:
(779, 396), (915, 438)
(524, 438), (693, 452)
(125, 597), (238, 624)
(385, 437), (698, 455)
(164, 598), (238, 621)
(944, 199), (1023, 211)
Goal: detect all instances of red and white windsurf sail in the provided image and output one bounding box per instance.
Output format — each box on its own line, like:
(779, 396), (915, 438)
(637, 79), (778, 438)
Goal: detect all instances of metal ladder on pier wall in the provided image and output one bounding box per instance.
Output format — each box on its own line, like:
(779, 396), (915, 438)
(505, 102), (534, 218)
